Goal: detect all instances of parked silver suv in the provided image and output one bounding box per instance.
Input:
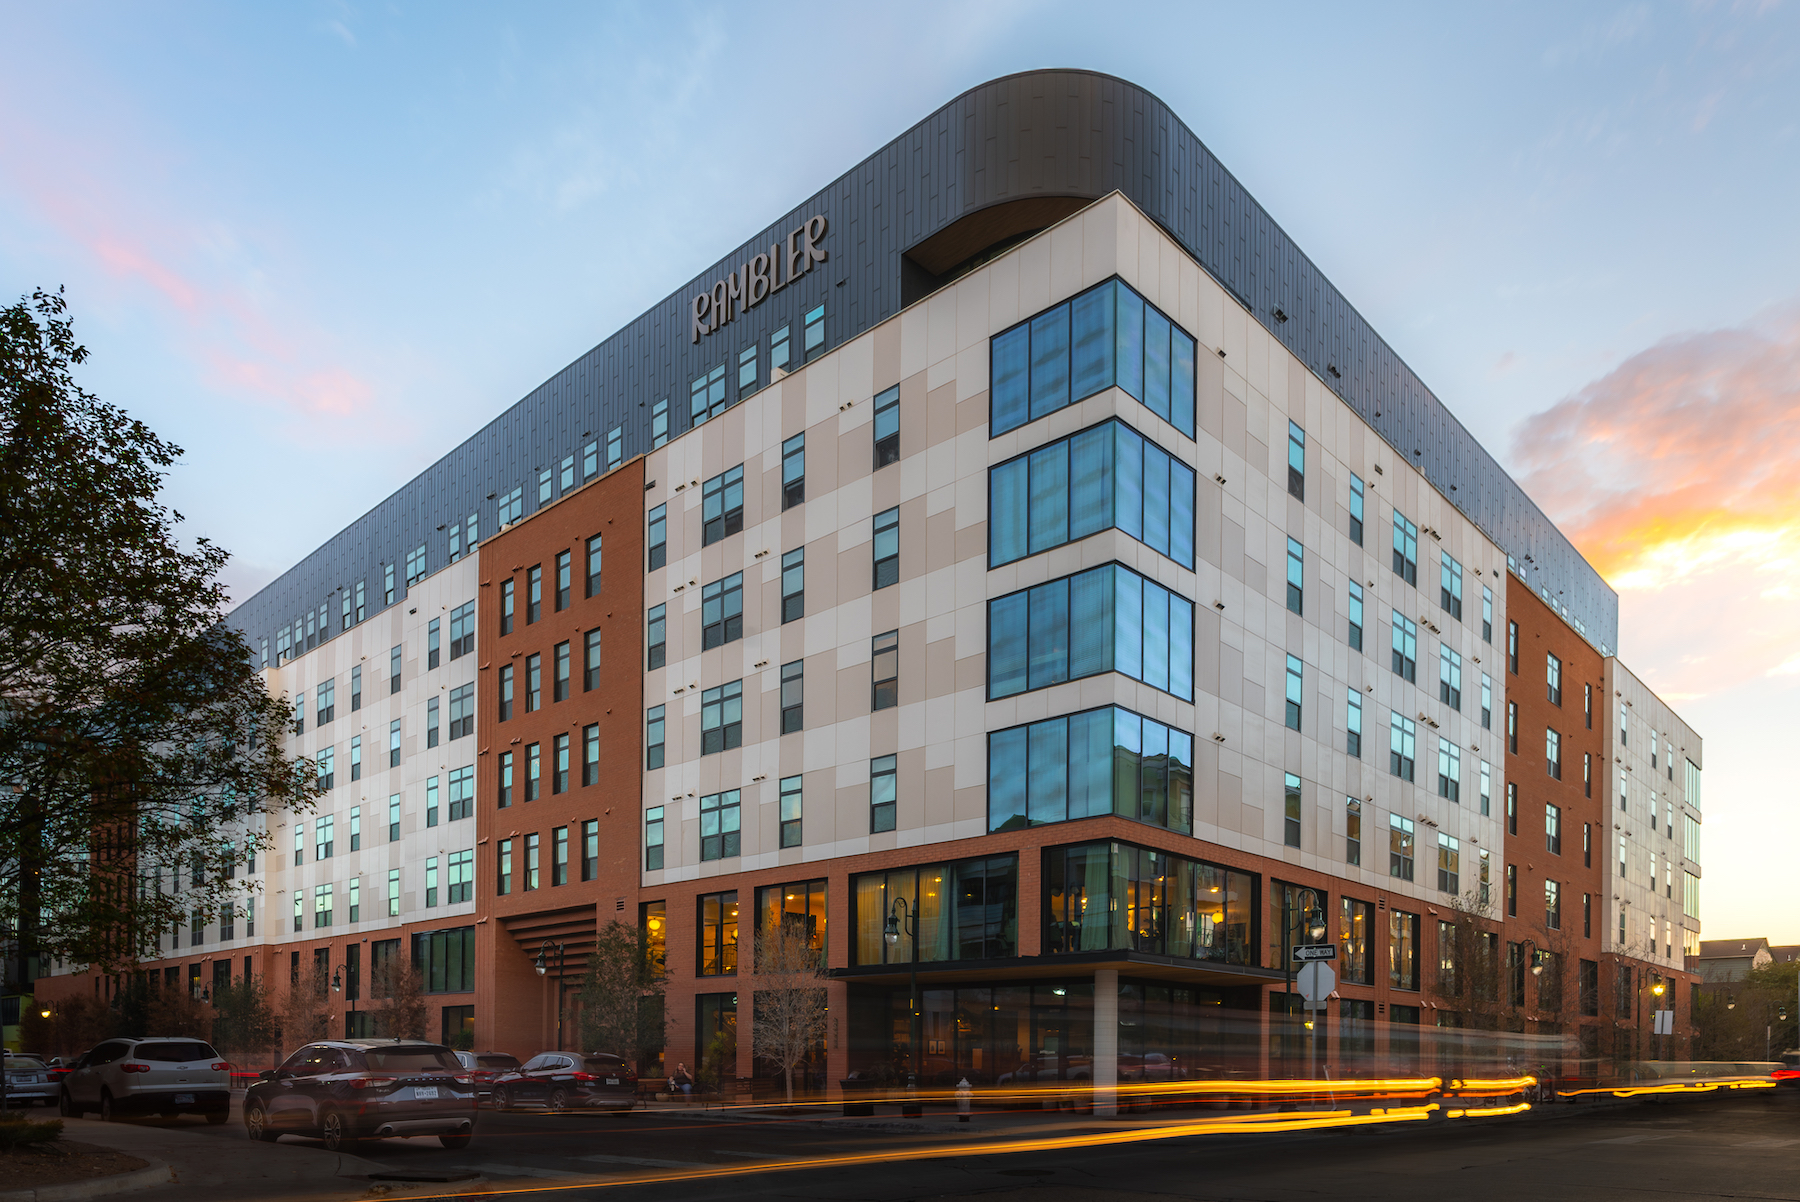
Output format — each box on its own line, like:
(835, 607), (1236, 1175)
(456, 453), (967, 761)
(244, 1039), (476, 1151)
(59, 1037), (230, 1122)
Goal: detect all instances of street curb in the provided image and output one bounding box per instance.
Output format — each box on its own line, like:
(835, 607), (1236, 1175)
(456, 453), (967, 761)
(0, 1158), (171, 1202)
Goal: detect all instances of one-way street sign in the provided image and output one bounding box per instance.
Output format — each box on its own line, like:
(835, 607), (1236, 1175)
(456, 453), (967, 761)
(1291, 944), (1337, 962)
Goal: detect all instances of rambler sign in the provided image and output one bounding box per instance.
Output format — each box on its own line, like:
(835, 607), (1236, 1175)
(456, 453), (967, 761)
(691, 214), (829, 343)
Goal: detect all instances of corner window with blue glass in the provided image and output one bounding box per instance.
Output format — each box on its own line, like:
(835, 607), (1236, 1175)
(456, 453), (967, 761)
(987, 563), (1194, 701)
(989, 419), (1196, 569)
(990, 278), (1197, 439)
(988, 705), (1194, 834)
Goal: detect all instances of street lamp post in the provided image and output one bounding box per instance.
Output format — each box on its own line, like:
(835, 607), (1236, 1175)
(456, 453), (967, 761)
(535, 940), (566, 1051)
(883, 898), (920, 1101)
(330, 963), (357, 1037)
(1650, 977), (1666, 1061)
(1279, 887), (1327, 1079)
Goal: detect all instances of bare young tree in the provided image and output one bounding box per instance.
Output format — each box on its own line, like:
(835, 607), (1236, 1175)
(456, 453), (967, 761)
(145, 982), (212, 1039)
(280, 959), (335, 1047)
(369, 957), (428, 1040)
(751, 919), (829, 1107)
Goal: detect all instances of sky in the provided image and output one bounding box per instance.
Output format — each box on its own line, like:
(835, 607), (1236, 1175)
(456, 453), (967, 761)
(3, 1), (1797, 941)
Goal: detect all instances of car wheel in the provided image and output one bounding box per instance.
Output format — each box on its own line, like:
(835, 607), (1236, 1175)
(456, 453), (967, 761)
(439, 1133), (472, 1150)
(319, 1108), (360, 1153)
(245, 1103), (277, 1143)
(547, 1087), (569, 1113)
(99, 1091), (117, 1122)
(60, 1090), (78, 1118)
(492, 1087), (509, 1112)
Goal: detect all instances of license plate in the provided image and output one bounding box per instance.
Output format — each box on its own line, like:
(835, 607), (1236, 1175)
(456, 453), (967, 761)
(605, 1078), (620, 1086)
(174, 1093), (194, 1105)
(414, 1086), (438, 1099)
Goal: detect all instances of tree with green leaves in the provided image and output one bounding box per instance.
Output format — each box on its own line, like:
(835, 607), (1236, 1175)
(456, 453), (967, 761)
(0, 288), (316, 976)
(576, 920), (665, 1068)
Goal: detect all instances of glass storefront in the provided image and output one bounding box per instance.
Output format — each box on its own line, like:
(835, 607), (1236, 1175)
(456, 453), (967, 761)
(1045, 840), (1255, 963)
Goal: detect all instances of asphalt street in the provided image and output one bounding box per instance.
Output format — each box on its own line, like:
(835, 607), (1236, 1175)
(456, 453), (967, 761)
(102, 1089), (1800, 1202)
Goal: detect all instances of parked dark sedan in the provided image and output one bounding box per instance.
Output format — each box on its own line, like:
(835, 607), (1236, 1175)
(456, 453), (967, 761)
(491, 1052), (636, 1113)
(243, 1039), (476, 1151)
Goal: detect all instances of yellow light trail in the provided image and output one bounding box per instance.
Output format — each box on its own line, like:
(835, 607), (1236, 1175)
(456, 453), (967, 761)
(1556, 1078), (1777, 1099)
(394, 1101), (1534, 1202)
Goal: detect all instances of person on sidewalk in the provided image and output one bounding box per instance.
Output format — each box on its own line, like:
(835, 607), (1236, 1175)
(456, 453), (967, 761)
(671, 1063), (695, 1102)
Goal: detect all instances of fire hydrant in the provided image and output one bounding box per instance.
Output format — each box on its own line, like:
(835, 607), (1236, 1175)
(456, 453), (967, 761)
(957, 1077), (973, 1122)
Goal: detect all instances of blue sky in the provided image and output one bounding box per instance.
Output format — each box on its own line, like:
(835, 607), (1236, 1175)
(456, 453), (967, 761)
(3, 1), (1797, 940)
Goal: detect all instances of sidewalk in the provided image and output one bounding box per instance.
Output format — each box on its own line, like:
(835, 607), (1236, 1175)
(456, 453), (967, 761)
(42, 1120), (395, 1202)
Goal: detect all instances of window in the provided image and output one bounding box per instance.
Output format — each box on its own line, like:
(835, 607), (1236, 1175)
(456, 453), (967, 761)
(1507, 701), (1518, 754)
(498, 664), (514, 722)
(426, 697), (439, 748)
(699, 790), (741, 861)
(873, 506), (899, 589)
(551, 828), (568, 887)
(316, 814), (335, 859)
(780, 660), (804, 733)
(1438, 832), (1460, 894)
(985, 706), (1194, 834)
(560, 454), (574, 491)
(582, 723), (598, 786)
(646, 706), (665, 769)
(552, 733), (569, 794)
(449, 601), (474, 659)
(583, 629), (602, 691)
(524, 833), (540, 891)
(1544, 802), (1563, 855)
(1391, 612), (1418, 682)
(384, 869), (399, 918)
(426, 619), (441, 671)
(350, 736), (362, 782)
(582, 819), (599, 880)
(1437, 738), (1461, 802)
(988, 419), (1197, 569)
(1480, 760), (1492, 817)
(855, 631), (900, 714)
(406, 544), (427, 587)
(779, 775), (803, 848)
(699, 892), (739, 976)
(687, 361), (723, 426)
(1507, 781), (1518, 834)
(500, 579), (514, 635)
(1346, 691), (1363, 758)
(770, 324), (791, 373)
(317, 746), (336, 789)
(445, 849), (473, 904)
(292, 893), (302, 932)
(527, 565), (542, 624)
(426, 775), (440, 827)
(583, 438), (598, 480)
(1349, 473), (1365, 544)
(525, 653), (541, 712)
(1341, 899), (1374, 984)
(990, 277), (1197, 438)
(390, 644), (403, 694)
(1439, 645), (1462, 709)
(1545, 879), (1562, 931)
(315, 883), (333, 929)
(1390, 814), (1415, 880)
(987, 563), (1195, 701)
(782, 433), (805, 508)
(651, 398), (669, 449)
(553, 550), (571, 612)
(355, 580), (367, 622)
(1286, 538), (1303, 615)
(1392, 511), (1418, 585)
(538, 468), (552, 505)
(553, 641), (570, 702)
(1439, 552), (1463, 618)
(645, 808), (664, 871)
(803, 302), (825, 361)
(606, 425), (623, 471)
(1620, 703), (1629, 746)
(1546, 727), (1562, 779)
(1284, 655), (1303, 731)
(1346, 798), (1362, 866)
(701, 572), (744, 648)
(1481, 673), (1492, 729)
(1283, 773), (1302, 848)
(702, 465), (744, 545)
(1287, 421), (1305, 500)
(317, 678), (336, 725)
(1508, 620), (1520, 674)
(496, 840), (512, 895)
(870, 755), (897, 832)
(646, 605), (666, 669)
(350, 665), (362, 711)
(1389, 909), (1419, 990)
(388, 719), (401, 768)
(388, 793), (401, 841)
(1584, 821), (1593, 867)
(781, 547), (804, 621)
(385, 562), (396, 606)
(873, 384), (900, 467)
(1348, 582), (1364, 651)
(1389, 713), (1416, 781)
(701, 680), (743, 753)
(1546, 653), (1562, 705)
(647, 504), (666, 570)
(1585, 682), (1592, 727)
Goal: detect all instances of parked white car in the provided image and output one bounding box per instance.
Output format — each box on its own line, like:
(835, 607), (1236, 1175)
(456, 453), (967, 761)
(59, 1037), (231, 1123)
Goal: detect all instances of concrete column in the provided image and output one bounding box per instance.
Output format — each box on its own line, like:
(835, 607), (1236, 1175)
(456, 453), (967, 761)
(1093, 968), (1118, 1117)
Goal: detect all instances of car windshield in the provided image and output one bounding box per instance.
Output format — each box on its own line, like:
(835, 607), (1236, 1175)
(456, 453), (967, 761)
(134, 1041), (217, 1063)
(477, 1055), (520, 1070)
(361, 1047), (460, 1072)
(6, 1058), (46, 1071)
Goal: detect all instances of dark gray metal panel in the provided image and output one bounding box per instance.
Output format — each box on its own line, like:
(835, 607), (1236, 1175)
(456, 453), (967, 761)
(232, 68), (1616, 659)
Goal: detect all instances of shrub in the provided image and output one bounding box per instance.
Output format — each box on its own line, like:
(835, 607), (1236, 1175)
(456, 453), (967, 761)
(0, 1115), (64, 1152)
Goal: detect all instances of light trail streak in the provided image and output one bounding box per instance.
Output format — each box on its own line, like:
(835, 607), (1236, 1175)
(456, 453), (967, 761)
(1556, 1078), (1777, 1099)
(394, 1101), (1541, 1201)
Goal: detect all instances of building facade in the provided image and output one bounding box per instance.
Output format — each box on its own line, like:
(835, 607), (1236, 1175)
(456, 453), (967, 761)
(34, 70), (1702, 1089)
